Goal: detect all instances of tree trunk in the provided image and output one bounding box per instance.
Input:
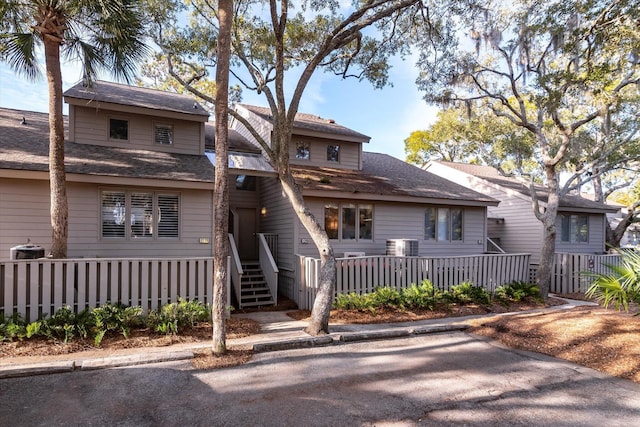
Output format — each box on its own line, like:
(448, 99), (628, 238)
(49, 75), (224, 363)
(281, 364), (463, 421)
(43, 37), (68, 259)
(211, 0), (233, 355)
(536, 165), (560, 299)
(277, 171), (336, 335)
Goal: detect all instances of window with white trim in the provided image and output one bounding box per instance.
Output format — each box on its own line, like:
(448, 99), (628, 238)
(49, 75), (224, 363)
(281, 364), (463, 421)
(101, 190), (179, 239)
(155, 123), (174, 145)
(561, 214), (588, 243)
(324, 203), (373, 241)
(425, 207), (463, 242)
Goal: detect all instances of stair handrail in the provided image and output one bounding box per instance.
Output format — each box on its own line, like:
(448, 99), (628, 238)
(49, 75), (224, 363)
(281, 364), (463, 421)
(228, 233), (243, 307)
(258, 233), (279, 302)
(487, 237), (506, 254)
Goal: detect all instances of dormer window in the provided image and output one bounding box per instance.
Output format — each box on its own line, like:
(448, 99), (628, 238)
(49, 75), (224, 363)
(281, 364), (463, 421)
(296, 141), (310, 160)
(327, 144), (340, 162)
(109, 118), (129, 141)
(155, 123), (174, 145)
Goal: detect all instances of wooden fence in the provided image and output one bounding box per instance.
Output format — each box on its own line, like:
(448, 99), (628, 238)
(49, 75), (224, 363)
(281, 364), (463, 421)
(0, 257), (219, 322)
(551, 252), (622, 294)
(292, 253), (531, 310)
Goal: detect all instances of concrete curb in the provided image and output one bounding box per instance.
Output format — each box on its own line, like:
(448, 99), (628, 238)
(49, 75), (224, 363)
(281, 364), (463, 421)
(0, 360), (75, 379)
(79, 350), (194, 371)
(253, 336), (334, 352)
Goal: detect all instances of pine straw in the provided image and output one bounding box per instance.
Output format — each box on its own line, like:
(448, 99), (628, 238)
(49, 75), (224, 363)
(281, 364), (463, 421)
(468, 306), (640, 383)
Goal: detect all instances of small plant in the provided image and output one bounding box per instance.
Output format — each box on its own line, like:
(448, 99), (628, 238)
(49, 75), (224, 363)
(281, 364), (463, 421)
(449, 282), (491, 305)
(0, 313), (26, 342)
(585, 249), (640, 312)
(333, 292), (375, 311)
(147, 298), (209, 335)
(494, 281), (541, 304)
(401, 280), (439, 310)
(371, 286), (403, 309)
(91, 303), (143, 344)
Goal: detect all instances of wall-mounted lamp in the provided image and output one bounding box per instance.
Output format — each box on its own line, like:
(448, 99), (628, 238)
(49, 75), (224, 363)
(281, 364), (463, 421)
(261, 207), (267, 216)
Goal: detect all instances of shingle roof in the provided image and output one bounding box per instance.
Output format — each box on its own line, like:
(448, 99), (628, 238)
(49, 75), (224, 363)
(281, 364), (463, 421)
(0, 108), (214, 183)
(436, 161), (618, 212)
(293, 153), (498, 205)
(64, 81), (210, 118)
(204, 123), (260, 153)
(237, 104), (370, 142)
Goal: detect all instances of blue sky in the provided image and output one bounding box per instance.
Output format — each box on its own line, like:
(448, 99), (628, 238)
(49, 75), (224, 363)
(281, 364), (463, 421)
(0, 54), (438, 160)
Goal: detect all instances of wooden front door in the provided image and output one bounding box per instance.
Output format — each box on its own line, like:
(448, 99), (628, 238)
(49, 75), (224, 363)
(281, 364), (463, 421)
(237, 208), (257, 260)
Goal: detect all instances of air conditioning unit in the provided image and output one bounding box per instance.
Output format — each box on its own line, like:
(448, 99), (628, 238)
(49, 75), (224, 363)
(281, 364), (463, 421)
(386, 239), (419, 256)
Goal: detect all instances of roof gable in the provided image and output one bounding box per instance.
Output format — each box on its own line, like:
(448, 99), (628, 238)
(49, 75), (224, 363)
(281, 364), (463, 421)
(64, 81), (210, 119)
(0, 108), (213, 183)
(294, 152), (498, 205)
(434, 161), (619, 213)
(237, 104), (370, 142)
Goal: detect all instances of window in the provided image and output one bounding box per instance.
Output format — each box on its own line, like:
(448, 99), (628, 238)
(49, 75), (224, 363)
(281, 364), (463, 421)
(561, 214), (588, 243)
(155, 123), (174, 145)
(324, 203), (373, 241)
(425, 207), (463, 242)
(236, 175), (256, 191)
(101, 190), (179, 240)
(327, 145), (340, 162)
(109, 118), (128, 141)
(296, 141), (310, 160)
(325, 204), (339, 240)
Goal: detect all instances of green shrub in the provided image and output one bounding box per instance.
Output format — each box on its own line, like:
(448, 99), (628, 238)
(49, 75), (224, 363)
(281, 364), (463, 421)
(371, 286), (403, 309)
(494, 281), (541, 303)
(449, 282), (491, 305)
(334, 292), (375, 311)
(0, 313), (26, 342)
(586, 249), (640, 312)
(401, 280), (439, 310)
(91, 303), (144, 345)
(147, 298), (209, 335)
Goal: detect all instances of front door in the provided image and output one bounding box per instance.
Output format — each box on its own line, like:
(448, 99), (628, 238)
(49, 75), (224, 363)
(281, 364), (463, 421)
(237, 208), (257, 260)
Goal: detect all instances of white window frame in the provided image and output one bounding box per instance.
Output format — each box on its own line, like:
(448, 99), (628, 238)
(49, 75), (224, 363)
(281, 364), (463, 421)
(101, 190), (180, 240)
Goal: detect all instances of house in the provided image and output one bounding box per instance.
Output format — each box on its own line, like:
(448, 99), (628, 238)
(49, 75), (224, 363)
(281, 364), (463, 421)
(0, 81), (500, 309)
(425, 161), (620, 263)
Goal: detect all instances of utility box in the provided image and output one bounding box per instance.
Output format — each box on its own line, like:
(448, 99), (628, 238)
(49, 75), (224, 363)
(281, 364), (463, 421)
(10, 244), (45, 260)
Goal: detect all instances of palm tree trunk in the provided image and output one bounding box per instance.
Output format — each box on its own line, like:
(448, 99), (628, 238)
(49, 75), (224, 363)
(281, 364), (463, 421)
(43, 37), (68, 258)
(212, 0), (233, 355)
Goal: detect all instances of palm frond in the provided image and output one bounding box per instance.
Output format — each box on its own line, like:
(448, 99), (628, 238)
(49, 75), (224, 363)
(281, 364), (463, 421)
(0, 33), (41, 80)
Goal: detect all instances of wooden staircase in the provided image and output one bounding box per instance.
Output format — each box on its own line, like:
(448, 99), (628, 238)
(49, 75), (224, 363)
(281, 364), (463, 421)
(239, 261), (275, 308)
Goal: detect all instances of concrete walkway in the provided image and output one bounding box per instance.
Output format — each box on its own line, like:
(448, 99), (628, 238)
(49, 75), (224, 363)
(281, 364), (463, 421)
(0, 296), (598, 378)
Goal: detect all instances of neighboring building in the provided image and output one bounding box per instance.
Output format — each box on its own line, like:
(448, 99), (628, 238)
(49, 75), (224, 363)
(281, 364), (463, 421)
(425, 161), (620, 263)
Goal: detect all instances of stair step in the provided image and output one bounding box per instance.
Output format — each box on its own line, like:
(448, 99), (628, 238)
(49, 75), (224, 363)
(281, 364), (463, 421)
(240, 299), (275, 307)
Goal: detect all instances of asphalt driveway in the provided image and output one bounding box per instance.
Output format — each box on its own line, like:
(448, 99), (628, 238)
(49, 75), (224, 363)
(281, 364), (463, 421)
(1, 331), (638, 426)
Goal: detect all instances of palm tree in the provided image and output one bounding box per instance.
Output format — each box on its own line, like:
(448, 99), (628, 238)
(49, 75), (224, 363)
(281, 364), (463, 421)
(0, 0), (148, 258)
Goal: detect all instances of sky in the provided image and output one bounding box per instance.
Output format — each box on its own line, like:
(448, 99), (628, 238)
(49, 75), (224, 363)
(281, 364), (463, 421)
(0, 50), (439, 161)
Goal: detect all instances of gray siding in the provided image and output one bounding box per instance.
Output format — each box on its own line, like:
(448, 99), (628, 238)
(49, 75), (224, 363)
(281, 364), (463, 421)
(258, 176), (296, 270)
(294, 199), (488, 258)
(427, 162), (609, 263)
(289, 136), (361, 170)
(0, 178), (51, 258)
(555, 213), (606, 254)
(0, 178), (214, 259)
(72, 106), (204, 155)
